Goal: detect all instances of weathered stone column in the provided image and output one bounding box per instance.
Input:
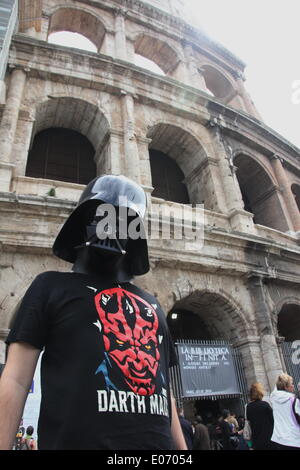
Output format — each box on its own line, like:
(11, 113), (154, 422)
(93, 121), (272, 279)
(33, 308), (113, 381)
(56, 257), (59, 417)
(270, 154), (300, 232)
(114, 10), (127, 61)
(234, 336), (270, 392)
(121, 91), (140, 182)
(247, 274), (283, 390)
(13, 113), (35, 176)
(107, 129), (124, 175)
(136, 136), (152, 187)
(0, 67), (27, 163)
(0, 329), (9, 365)
(170, 59), (189, 85)
(235, 71), (263, 121)
(208, 121), (256, 232)
(100, 30), (115, 57)
(182, 42), (207, 90)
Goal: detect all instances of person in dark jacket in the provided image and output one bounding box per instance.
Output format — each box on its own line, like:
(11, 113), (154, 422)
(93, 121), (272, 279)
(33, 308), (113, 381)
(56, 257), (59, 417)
(246, 382), (274, 450)
(193, 415), (211, 450)
(177, 408), (194, 450)
(219, 410), (236, 450)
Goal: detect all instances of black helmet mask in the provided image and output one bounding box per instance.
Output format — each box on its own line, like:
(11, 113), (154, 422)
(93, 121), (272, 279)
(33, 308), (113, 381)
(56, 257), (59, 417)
(52, 175), (150, 277)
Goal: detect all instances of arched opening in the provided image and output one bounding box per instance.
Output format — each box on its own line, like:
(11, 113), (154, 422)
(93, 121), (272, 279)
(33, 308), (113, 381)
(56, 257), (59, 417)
(134, 34), (179, 75)
(134, 54), (165, 76)
(234, 154), (289, 232)
(48, 31), (97, 53)
(26, 97), (110, 183)
(167, 290), (248, 422)
(278, 304), (300, 342)
(26, 128), (96, 184)
(147, 124), (211, 207)
(201, 65), (234, 100)
(168, 291), (247, 343)
(291, 183), (300, 212)
(48, 8), (106, 52)
(149, 149), (190, 203)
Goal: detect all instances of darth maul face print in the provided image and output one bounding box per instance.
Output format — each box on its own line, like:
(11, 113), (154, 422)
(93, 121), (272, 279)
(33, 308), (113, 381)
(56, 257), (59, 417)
(94, 287), (160, 396)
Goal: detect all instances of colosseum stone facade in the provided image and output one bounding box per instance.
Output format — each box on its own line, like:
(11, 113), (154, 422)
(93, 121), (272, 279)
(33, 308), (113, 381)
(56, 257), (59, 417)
(1, 0), (300, 416)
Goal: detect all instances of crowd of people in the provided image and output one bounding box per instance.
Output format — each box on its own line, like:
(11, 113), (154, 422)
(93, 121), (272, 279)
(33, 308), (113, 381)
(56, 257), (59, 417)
(12, 373), (300, 451)
(178, 373), (300, 451)
(14, 419), (37, 451)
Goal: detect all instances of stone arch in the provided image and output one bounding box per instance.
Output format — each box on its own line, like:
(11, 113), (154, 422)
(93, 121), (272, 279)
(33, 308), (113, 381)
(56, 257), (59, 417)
(291, 183), (300, 212)
(147, 122), (213, 206)
(200, 64), (236, 99)
(26, 96), (110, 179)
(47, 6), (107, 52)
(233, 152), (289, 231)
(133, 32), (181, 75)
(167, 288), (251, 343)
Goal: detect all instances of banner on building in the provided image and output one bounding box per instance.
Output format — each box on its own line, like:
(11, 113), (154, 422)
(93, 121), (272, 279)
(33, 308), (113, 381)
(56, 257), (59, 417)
(176, 342), (241, 398)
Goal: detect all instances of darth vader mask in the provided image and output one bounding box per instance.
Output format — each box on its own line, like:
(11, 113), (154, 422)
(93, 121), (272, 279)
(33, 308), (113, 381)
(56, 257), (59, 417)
(53, 175), (149, 276)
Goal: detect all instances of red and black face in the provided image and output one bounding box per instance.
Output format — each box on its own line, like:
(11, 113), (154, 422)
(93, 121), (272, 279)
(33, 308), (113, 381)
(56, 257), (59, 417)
(94, 287), (160, 396)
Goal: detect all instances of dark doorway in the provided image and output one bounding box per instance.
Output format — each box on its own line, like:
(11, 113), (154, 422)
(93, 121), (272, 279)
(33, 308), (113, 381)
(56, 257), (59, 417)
(149, 149), (190, 204)
(26, 128), (96, 184)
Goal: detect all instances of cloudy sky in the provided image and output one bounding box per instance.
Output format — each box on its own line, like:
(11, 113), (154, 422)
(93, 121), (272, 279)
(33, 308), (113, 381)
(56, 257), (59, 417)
(186, 0), (300, 149)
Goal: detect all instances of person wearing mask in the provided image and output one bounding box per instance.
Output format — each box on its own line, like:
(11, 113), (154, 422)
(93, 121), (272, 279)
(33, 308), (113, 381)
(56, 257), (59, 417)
(0, 176), (187, 451)
(270, 374), (300, 450)
(246, 382), (274, 450)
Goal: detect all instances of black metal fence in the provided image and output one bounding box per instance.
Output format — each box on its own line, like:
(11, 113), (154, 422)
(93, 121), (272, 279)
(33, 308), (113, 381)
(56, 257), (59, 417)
(281, 341), (300, 397)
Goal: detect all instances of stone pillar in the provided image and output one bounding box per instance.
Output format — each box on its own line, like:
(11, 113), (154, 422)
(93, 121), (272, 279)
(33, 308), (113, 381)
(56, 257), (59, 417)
(126, 37), (136, 63)
(0, 329), (9, 365)
(235, 336), (270, 393)
(235, 72), (263, 121)
(107, 129), (124, 175)
(0, 162), (15, 192)
(39, 13), (50, 41)
(136, 136), (152, 187)
(0, 67), (27, 163)
(121, 92), (140, 182)
(170, 59), (189, 85)
(114, 10), (127, 61)
(247, 274), (283, 390)
(223, 88), (248, 113)
(101, 31), (115, 57)
(208, 121), (256, 233)
(182, 42), (207, 91)
(13, 114), (35, 177)
(270, 154), (300, 232)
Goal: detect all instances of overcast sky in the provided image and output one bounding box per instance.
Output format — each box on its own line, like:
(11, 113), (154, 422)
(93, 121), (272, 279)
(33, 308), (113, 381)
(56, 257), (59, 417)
(186, 0), (300, 149)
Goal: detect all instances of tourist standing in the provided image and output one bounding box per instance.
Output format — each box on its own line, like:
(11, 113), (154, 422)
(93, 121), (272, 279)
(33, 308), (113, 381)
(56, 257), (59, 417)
(270, 374), (300, 450)
(246, 383), (274, 450)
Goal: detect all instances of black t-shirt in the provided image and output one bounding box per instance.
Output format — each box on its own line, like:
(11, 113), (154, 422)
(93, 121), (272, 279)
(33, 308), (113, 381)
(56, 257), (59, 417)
(246, 400), (274, 450)
(7, 271), (178, 450)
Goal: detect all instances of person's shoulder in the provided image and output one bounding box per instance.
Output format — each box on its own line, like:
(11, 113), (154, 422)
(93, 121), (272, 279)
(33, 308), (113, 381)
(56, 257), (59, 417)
(36, 270), (71, 281)
(33, 271), (74, 287)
